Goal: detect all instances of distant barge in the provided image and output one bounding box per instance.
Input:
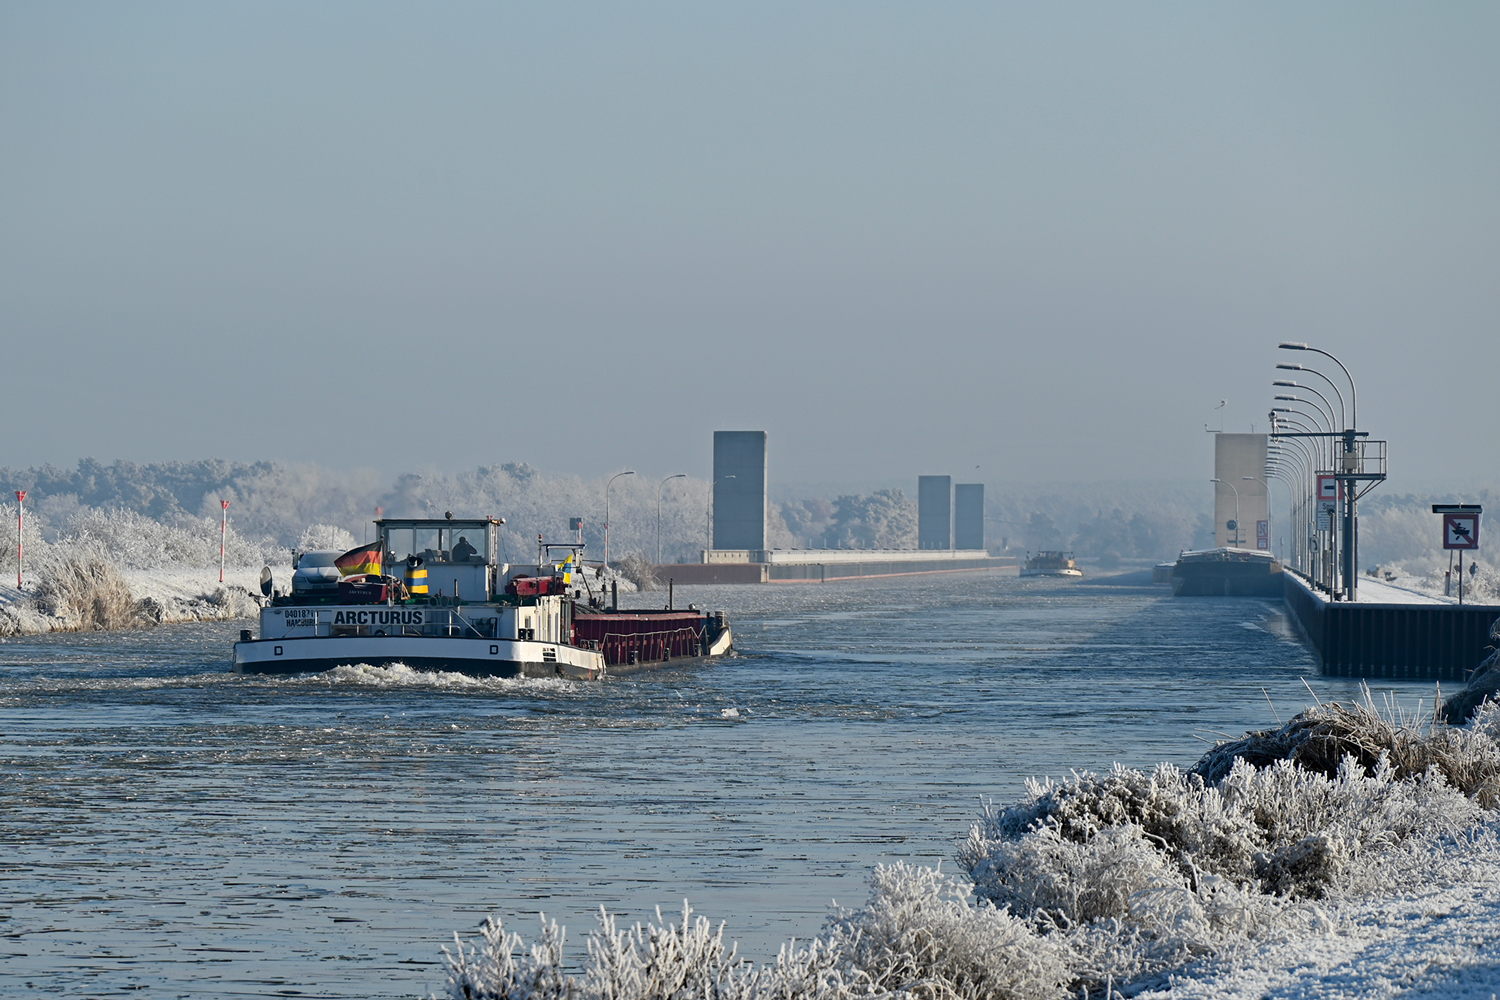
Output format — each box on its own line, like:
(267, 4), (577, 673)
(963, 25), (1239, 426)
(1020, 551), (1083, 578)
(233, 516), (730, 678)
(1170, 547), (1284, 597)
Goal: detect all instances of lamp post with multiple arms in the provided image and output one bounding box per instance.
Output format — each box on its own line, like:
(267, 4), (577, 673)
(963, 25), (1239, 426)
(604, 470), (635, 572)
(1210, 478), (1241, 546)
(705, 476), (735, 556)
(1269, 416), (1323, 582)
(1275, 342), (1373, 601)
(1271, 384), (1340, 469)
(1283, 434), (1324, 582)
(656, 474), (687, 565)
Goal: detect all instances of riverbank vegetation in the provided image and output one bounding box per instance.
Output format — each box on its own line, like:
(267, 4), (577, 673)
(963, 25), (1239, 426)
(438, 692), (1500, 999)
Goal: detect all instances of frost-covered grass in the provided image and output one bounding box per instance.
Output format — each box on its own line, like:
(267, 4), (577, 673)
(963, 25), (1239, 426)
(0, 502), (288, 634)
(438, 695), (1500, 1000)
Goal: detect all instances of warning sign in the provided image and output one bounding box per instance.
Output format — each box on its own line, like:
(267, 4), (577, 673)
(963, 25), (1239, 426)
(1444, 513), (1480, 551)
(1257, 520), (1269, 550)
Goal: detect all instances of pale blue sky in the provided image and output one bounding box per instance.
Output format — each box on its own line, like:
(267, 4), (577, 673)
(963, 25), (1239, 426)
(2, 3), (1496, 490)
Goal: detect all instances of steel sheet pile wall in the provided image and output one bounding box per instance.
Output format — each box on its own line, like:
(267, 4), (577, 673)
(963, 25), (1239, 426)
(573, 611), (705, 666)
(1284, 573), (1500, 681)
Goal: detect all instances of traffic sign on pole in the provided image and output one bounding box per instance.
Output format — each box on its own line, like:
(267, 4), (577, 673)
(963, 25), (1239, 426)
(1443, 513), (1480, 551)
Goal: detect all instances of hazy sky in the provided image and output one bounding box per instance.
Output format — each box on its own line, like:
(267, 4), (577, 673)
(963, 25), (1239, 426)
(3, 3), (1496, 492)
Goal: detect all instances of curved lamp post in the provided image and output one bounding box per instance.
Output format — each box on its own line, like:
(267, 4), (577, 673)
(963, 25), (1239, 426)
(1210, 478), (1241, 546)
(1275, 367), (1345, 430)
(1279, 343), (1356, 433)
(1272, 383), (1340, 464)
(656, 474), (686, 565)
(1279, 342), (1363, 599)
(604, 470), (635, 571)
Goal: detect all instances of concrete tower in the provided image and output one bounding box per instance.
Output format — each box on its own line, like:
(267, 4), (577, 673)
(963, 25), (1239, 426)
(917, 475), (952, 550)
(954, 483), (984, 550)
(712, 431), (767, 551)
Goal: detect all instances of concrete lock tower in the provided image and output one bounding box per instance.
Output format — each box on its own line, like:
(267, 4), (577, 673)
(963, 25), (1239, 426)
(918, 476), (952, 550)
(1214, 433), (1269, 549)
(954, 484), (984, 550)
(712, 431), (767, 552)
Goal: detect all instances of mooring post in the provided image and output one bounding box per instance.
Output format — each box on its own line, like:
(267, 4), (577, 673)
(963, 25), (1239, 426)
(219, 499), (230, 583)
(14, 490), (24, 589)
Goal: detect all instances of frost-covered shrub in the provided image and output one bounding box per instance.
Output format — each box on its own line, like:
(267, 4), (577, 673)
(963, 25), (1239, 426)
(1195, 692), (1500, 806)
(442, 866), (1068, 1000)
(297, 523), (357, 553)
(442, 914), (574, 1000)
(57, 506), (286, 570)
(962, 754), (1482, 910)
(439, 694), (1500, 1000)
(615, 553), (659, 591)
(587, 902), (758, 1000)
(33, 544), (149, 630)
(822, 862), (1068, 999)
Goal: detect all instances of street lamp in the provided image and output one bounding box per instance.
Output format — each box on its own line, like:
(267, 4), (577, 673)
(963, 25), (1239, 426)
(1275, 365), (1346, 429)
(1279, 342), (1363, 599)
(1272, 384), (1341, 471)
(657, 474), (687, 565)
(1210, 478), (1241, 546)
(604, 470), (635, 571)
(706, 476), (735, 556)
(1272, 382), (1342, 432)
(1279, 343), (1356, 433)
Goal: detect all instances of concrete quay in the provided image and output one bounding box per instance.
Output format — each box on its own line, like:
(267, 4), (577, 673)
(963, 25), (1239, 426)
(1283, 571), (1500, 681)
(654, 549), (1017, 585)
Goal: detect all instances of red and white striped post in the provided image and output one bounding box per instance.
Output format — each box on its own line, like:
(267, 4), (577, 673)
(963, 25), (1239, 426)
(14, 490), (25, 589)
(219, 499), (230, 583)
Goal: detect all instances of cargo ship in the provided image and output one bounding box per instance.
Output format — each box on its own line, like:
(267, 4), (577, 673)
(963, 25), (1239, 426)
(233, 516), (731, 678)
(1020, 550), (1084, 578)
(1169, 547), (1284, 597)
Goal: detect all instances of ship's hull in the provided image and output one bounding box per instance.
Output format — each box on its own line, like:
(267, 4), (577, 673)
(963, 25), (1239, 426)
(1170, 549), (1284, 597)
(233, 635), (604, 679)
(1020, 568), (1084, 578)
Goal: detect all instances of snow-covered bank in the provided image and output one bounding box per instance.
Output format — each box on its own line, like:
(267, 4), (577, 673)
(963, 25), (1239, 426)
(0, 563), (272, 636)
(436, 694), (1500, 1000)
(1359, 563), (1500, 606)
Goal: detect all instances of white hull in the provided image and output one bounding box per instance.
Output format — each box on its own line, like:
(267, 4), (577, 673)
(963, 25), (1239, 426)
(234, 634), (604, 679)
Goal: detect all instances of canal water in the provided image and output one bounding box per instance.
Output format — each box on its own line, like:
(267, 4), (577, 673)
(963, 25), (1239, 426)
(0, 573), (1436, 997)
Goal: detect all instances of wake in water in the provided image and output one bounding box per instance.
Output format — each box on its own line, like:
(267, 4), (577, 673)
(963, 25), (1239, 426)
(288, 661), (579, 694)
(437, 692), (1500, 999)
(0, 661), (583, 700)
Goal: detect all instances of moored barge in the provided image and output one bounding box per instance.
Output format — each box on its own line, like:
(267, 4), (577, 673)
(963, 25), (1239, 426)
(1169, 546), (1284, 597)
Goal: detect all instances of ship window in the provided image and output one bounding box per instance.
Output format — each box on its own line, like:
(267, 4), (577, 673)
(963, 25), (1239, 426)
(414, 527), (446, 563)
(385, 528), (414, 562)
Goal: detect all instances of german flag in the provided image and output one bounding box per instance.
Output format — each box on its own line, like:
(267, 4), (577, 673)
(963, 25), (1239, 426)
(335, 542), (382, 578)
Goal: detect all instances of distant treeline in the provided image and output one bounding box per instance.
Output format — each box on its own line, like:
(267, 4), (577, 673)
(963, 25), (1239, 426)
(0, 459), (1479, 569)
